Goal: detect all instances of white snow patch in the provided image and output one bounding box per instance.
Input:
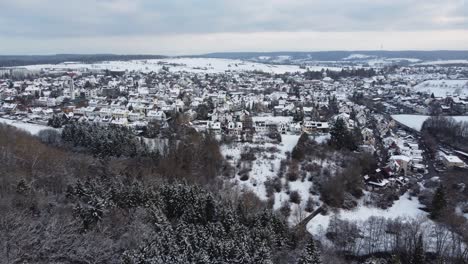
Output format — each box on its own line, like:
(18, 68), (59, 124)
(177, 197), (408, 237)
(22, 58), (322, 74)
(392, 114), (468, 132)
(0, 118), (53, 135)
(343, 54), (374, 60)
(415, 60), (468, 66)
(413, 80), (468, 97)
(307, 192), (427, 235)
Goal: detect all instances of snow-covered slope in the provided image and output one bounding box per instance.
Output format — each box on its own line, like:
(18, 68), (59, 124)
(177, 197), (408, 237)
(0, 118), (52, 135)
(413, 80), (468, 97)
(392, 114), (468, 132)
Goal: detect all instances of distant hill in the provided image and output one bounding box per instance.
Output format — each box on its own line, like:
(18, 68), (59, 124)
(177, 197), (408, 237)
(2, 51), (468, 68)
(0, 54), (167, 67)
(193, 50), (468, 62)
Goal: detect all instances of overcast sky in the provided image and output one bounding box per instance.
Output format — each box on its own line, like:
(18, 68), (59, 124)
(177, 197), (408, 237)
(1, 0), (467, 55)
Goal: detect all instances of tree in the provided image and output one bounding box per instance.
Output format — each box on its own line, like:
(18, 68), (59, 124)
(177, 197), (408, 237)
(411, 234), (425, 264)
(290, 191), (302, 204)
(304, 197), (315, 213)
(196, 104), (210, 120)
(254, 242), (274, 264)
(297, 238), (321, 264)
(430, 186), (447, 220)
(327, 96), (339, 117)
(144, 120), (161, 138)
(48, 114), (67, 128)
(329, 118), (357, 151)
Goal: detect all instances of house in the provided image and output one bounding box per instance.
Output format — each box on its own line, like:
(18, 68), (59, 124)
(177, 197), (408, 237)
(302, 121), (329, 134)
(128, 111), (144, 121)
(361, 128), (375, 146)
(227, 121), (243, 135)
(1, 103), (17, 113)
(389, 155), (411, 176)
(207, 121), (222, 133)
(147, 110), (166, 121)
(441, 155), (465, 168)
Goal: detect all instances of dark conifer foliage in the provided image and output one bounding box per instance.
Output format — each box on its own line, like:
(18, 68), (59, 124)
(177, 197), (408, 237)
(430, 185), (447, 220)
(62, 122), (148, 157)
(329, 118), (358, 151)
(297, 238), (321, 264)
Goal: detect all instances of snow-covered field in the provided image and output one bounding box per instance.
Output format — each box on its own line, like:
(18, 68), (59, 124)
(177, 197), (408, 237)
(0, 118), (52, 135)
(415, 60), (468, 66)
(413, 80), (468, 97)
(343, 54), (375, 60)
(307, 192), (427, 234)
(23, 58), (340, 74)
(391, 114), (468, 131)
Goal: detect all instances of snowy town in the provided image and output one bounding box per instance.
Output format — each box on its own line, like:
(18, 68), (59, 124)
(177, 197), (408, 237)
(1, 56), (468, 263)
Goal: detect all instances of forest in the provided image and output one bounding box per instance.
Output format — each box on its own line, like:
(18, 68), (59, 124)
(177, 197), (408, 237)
(1, 121), (468, 263)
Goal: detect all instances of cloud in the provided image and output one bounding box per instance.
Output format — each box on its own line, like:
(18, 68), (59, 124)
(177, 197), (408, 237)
(0, 0), (467, 37)
(0, 0), (467, 53)
(2, 30), (468, 55)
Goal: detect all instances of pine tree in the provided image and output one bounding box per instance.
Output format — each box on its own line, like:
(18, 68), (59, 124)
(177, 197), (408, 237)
(253, 242), (273, 264)
(298, 238), (321, 264)
(330, 118), (356, 150)
(430, 185), (446, 219)
(412, 234), (425, 264)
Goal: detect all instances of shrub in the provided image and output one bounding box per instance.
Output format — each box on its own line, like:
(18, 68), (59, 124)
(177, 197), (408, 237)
(305, 197), (315, 213)
(287, 171), (299, 182)
(290, 191), (302, 204)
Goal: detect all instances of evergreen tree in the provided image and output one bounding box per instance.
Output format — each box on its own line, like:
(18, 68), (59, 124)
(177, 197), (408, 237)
(298, 238), (321, 264)
(329, 118), (357, 151)
(430, 185), (447, 219)
(291, 133), (309, 161)
(327, 96), (339, 116)
(254, 242), (274, 264)
(412, 234), (425, 264)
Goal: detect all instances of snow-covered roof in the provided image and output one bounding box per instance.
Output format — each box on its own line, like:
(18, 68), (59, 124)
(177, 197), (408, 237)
(442, 155), (464, 164)
(390, 155), (411, 162)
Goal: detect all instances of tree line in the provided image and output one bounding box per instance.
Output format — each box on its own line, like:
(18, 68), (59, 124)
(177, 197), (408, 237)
(422, 116), (468, 152)
(304, 68), (377, 80)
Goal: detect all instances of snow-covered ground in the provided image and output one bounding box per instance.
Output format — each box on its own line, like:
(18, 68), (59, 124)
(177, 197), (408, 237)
(221, 134), (300, 200)
(413, 80), (468, 97)
(23, 58), (341, 74)
(343, 54), (375, 60)
(391, 114), (468, 132)
(0, 118), (52, 135)
(222, 132), (336, 226)
(414, 60), (468, 66)
(307, 192), (427, 235)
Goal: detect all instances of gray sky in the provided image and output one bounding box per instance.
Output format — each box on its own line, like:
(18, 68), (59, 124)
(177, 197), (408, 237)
(1, 0), (467, 54)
